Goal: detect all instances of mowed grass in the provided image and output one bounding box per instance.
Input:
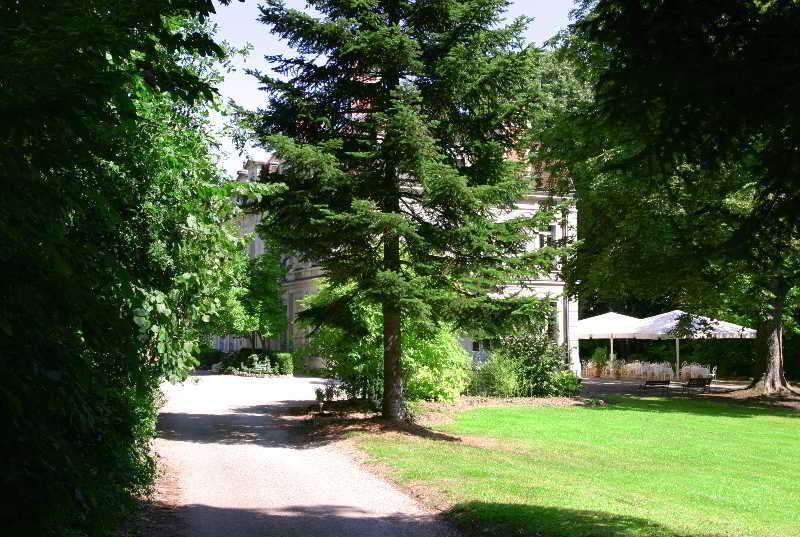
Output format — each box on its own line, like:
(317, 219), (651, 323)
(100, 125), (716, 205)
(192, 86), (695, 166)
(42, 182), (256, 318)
(358, 398), (800, 537)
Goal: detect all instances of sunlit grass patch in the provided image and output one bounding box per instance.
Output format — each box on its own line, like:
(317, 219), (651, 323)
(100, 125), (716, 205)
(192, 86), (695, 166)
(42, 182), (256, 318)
(358, 397), (800, 537)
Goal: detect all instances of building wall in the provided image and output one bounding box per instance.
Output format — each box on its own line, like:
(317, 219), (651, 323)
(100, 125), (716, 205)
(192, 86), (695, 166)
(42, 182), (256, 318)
(216, 159), (580, 375)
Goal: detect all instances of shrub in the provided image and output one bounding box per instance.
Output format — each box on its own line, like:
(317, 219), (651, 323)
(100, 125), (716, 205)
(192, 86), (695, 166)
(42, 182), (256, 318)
(404, 327), (471, 402)
(303, 286), (471, 405)
(467, 329), (581, 397)
(221, 348), (276, 374)
(273, 352), (294, 375)
(552, 369), (582, 395)
(517, 357), (581, 397)
(589, 346), (609, 366)
(468, 353), (520, 397)
(194, 346), (224, 369)
(291, 352), (308, 375)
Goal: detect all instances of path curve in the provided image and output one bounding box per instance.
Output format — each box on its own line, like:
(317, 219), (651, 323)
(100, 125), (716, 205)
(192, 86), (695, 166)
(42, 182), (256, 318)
(156, 372), (457, 537)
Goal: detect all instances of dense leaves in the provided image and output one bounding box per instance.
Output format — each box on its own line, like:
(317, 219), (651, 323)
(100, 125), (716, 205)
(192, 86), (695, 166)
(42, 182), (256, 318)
(0, 2), (276, 535)
(468, 328), (580, 397)
(301, 285), (471, 405)
(536, 2), (800, 393)
(245, 0), (562, 420)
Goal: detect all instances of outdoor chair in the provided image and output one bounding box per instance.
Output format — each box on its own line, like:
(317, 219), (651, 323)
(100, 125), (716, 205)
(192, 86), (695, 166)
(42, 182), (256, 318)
(681, 377), (712, 395)
(638, 379), (671, 395)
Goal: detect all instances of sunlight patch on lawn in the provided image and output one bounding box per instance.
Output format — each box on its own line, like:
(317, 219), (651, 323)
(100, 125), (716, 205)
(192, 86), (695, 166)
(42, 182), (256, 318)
(358, 398), (800, 537)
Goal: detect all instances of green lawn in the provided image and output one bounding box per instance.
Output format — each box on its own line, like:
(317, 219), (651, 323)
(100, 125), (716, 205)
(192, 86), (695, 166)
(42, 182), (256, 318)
(358, 398), (800, 537)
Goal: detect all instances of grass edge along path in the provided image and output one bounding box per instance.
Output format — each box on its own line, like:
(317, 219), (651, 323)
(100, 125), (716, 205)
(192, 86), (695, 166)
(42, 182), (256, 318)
(354, 397), (800, 537)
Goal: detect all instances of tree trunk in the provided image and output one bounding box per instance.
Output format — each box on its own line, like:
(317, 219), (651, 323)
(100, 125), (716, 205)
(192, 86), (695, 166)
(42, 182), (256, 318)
(795, 334), (800, 380)
(750, 276), (799, 395)
(382, 218), (404, 421)
(256, 332), (266, 351)
(381, 0), (405, 422)
(382, 280), (405, 422)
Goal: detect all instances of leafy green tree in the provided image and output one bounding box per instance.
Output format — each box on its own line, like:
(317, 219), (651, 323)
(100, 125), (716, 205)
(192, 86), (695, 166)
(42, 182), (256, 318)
(243, 245), (289, 346)
(245, 0), (560, 421)
(536, 1), (800, 395)
(0, 3), (285, 534)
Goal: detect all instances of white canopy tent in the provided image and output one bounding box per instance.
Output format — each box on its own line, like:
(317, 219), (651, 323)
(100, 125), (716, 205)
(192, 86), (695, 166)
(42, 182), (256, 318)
(632, 310), (756, 372)
(577, 310), (756, 375)
(575, 312), (643, 361)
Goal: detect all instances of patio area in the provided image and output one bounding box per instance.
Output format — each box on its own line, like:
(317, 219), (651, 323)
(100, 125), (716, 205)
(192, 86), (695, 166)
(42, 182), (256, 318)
(580, 377), (751, 397)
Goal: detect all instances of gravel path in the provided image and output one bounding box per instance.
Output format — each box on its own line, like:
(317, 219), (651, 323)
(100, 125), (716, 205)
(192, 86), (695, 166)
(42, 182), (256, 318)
(155, 372), (457, 537)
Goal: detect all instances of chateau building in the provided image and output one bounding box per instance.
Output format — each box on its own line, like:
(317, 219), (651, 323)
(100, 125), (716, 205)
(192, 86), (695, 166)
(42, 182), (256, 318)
(213, 158), (580, 374)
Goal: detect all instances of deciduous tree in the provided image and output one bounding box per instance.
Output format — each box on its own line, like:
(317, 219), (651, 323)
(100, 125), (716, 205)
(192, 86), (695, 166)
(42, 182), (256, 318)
(537, 0), (800, 394)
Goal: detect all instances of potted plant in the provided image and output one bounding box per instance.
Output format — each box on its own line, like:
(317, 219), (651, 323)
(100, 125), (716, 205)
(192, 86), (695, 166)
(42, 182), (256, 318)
(589, 347), (609, 377)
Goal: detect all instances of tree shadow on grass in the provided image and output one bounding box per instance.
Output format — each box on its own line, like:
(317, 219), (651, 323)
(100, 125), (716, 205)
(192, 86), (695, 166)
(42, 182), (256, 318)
(445, 501), (723, 537)
(583, 396), (800, 420)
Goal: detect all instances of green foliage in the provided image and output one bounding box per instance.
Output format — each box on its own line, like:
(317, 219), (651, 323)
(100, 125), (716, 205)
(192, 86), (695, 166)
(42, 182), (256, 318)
(244, 248), (289, 339)
(0, 3), (269, 535)
(198, 231), (287, 345)
(303, 286), (471, 404)
(246, 0), (563, 418)
(273, 352), (294, 375)
(469, 355), (521, 398)
(223, 348), (266, 372)
(468, 354), (581, 398)
(220, 349), (294, 375)
(292, 352), (309, 375)
(516, 357), (581, 397)
(468, 326), (580, 397)
(403, 325), (471, 402)
(589, 347), (609, 368)
(194, 346), (225, 369)
(539, 2), (800, 390)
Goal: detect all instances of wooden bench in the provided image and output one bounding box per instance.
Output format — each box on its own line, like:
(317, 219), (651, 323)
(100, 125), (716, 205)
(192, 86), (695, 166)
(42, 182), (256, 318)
(681, 377), (712, 394)
(639, 379), (671, 395)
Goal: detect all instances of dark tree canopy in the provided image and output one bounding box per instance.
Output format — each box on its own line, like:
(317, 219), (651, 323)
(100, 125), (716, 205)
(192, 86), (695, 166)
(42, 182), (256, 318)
(538, 0), (800, 394)
(247, 0), (561, 420)
(0, 2), (260, 535)
(568, 0), (800, 233)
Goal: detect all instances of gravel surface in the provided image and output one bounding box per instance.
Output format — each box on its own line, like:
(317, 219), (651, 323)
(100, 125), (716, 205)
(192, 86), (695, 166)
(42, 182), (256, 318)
(155, 372), (458, 537)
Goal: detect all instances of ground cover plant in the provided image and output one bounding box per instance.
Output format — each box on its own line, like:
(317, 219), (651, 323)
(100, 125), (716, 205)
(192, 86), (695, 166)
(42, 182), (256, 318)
(357, 397), (800, 537)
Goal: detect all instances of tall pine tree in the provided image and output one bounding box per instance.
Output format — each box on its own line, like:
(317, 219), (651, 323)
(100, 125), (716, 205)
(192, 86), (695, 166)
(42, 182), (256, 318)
(247, 0), (560, 421)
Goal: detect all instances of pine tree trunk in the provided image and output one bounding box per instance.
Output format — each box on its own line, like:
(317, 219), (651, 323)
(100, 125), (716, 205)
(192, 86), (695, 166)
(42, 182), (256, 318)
(382, 278), (405, 422)
(381, 0), (405, 422)
(750, 276), (799, 395)
(382, 221), (404, 421)
(381, 158), (404, 422)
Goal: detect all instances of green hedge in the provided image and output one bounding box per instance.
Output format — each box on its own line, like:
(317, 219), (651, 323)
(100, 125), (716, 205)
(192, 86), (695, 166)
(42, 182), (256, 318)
(221, 349), (295, 375)
(193, 346), (224, 369)
(273, 352), (293, 375)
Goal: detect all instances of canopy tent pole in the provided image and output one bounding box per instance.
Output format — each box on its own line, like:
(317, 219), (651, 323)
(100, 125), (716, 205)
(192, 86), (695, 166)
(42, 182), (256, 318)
(675, 339), (680, 378)
(610, 336), (615, 368)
